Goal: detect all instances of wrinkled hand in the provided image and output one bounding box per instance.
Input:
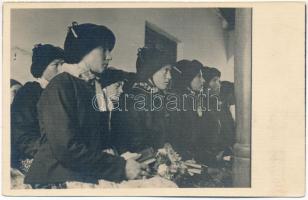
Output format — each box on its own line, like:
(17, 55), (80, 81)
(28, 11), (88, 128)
(125, 158), (149, 180)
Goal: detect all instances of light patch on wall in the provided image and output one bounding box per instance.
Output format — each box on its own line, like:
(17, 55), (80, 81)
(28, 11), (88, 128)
(11, 47), (33, 84)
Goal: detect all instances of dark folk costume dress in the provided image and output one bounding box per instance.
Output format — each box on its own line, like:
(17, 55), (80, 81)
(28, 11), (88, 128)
(113, 81), (171, 154)
(168, 88), (207, 162)
(24, 72), (126, 186)
(201, 91), (235, 166)
(170, 89), (234, 187)
(169, 87), (234, 167)
(11, 81), (43, 172)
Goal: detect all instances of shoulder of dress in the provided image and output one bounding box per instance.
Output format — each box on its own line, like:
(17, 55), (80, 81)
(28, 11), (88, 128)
(48, 72), (76, 87)
(42, 73), (80, 98)
(54, 72), (75, 82)
(13, 82), (41, 101)
(19, 81), (39, 91)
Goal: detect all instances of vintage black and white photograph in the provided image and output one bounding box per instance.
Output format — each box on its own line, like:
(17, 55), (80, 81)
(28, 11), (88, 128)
(2, 1), (306, 197)
(8, 6), (253, 190)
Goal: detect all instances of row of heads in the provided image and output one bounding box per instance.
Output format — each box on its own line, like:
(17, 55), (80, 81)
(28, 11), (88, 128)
(30, 22), (221, 91)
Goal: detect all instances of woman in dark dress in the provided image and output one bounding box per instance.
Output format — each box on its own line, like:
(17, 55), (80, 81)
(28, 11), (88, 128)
(25, 23), (146, 188)
(169, 59), (207, 162)
(218, 81), (236, 157)
(201, 67), (235, 166)
(114, 47), (174, 154)
(11, 44), (64, 173)
(96, 67), (136, 156)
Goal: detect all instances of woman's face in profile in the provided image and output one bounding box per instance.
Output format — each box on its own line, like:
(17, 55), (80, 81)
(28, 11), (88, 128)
(152, 65), (172, 90)
(190, 70), (205, 92)
(83, 47), (112, 74)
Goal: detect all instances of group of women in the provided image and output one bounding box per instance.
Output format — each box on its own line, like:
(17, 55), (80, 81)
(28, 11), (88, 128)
(10, 22), (235, 188)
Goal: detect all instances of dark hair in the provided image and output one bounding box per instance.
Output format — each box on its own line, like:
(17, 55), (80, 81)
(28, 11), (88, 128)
(10, 79), (22, 88)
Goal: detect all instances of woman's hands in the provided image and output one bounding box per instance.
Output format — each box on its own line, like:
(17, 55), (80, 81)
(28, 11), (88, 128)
(125, 158), (149, 180)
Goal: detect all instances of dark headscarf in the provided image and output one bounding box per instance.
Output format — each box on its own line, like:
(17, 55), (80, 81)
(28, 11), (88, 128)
(64, 22), (116, 64)
(172, 59), (204, 91)
(30, 44), (64, 78)
(136, 47), (174, 80)
(202, 66), (221, 84)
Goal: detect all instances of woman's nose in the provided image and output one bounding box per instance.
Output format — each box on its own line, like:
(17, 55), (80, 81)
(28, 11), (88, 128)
(105, 50), (112, 61)
(166, 70), (172, 80)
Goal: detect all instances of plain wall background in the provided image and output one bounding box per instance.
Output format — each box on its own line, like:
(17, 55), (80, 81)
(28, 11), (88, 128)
(11, 8), (234, 84)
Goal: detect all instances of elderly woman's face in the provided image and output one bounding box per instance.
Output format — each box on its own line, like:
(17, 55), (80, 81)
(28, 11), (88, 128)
(190, 70), (205, 92)
(152, 65), (172, 90)
(84, 47), (112, 73)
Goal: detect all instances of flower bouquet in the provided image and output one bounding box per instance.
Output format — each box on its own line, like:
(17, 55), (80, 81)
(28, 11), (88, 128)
(138, 143), (206, 182)
(153, 143), (188, 181)
(123, 143), (233, 187)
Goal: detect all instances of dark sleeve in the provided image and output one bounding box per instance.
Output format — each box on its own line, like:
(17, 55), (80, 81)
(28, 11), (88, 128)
(38, 76), (126, 182)
(11, 87), (41, 159)
(166, 112), (184, 153)
(113, 108), (148, 154)
(113, 91), (155, 154)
